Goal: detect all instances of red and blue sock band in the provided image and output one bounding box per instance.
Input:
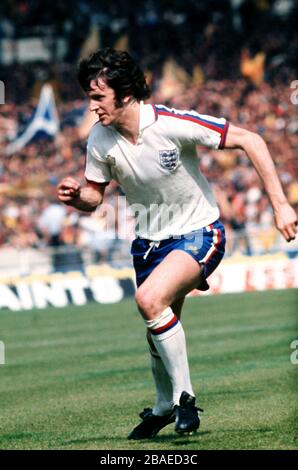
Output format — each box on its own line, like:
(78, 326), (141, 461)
(146, 307), (181, 340)
(150, 314), (179, 336)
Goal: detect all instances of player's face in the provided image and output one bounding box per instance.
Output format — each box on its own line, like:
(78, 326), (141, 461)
(88, 78), (123, 127)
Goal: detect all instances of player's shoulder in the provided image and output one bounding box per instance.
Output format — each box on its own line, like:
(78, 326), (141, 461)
(155, 104), (205, 120)
(154, 104), (181, 116)
(153, 104), (199, 133)
(154, 104), (198, 122)
(155, 104), (227, 129)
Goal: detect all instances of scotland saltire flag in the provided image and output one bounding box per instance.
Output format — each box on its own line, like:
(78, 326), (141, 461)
(5, 84), (59, 155)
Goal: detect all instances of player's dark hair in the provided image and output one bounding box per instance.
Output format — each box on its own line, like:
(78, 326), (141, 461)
(77, 48), (151, 105)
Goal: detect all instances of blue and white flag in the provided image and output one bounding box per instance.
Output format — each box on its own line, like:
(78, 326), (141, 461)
(5, 84), (59, 155)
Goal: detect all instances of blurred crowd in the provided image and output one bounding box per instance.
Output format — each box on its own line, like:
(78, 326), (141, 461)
(1, 77), (297, 261)
(0, 1), (297, 79)
(0, 0), (297, 267)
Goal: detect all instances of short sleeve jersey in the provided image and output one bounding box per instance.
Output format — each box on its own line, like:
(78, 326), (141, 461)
(85, 102), (229, 240)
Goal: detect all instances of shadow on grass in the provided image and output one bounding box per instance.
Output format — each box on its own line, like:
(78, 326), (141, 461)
(60, 431), (211, 447)
(205, 389), (262, 397)
(149, 431), (212, 447)
(0, 432), (39, 442)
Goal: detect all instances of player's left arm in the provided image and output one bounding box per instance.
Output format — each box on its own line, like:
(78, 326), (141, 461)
(224, 124), (297, 242)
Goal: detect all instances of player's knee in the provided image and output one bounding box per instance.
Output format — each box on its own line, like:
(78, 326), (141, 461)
(135, 288), (155, 317)
(135, 288), (164, 319)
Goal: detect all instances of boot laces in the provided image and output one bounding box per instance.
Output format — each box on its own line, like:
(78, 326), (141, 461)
(179, 404), (203, 419)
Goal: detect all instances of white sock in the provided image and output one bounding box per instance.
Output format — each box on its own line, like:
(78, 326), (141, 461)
(145, 307), (194, 405)
(148, 345), (174, 416)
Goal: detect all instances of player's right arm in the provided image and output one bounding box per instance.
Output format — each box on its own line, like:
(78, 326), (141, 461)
(57, 176), (108, 212)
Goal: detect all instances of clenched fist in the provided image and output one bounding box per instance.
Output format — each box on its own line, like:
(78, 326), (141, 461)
(57, 177), (81, 205)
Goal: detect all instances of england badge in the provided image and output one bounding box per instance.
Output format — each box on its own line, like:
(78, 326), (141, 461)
(159, 148), (179, 171)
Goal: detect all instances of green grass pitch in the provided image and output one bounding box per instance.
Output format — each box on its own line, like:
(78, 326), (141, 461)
(0, 289), (297, 450)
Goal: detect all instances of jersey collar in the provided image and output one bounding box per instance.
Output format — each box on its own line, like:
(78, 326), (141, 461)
(139, 101), (158, 131)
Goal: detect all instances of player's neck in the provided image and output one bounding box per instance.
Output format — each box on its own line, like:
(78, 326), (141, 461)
(114, 100), (140, 145)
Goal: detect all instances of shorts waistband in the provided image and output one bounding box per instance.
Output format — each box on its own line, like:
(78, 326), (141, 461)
(136, 220), (221, 243)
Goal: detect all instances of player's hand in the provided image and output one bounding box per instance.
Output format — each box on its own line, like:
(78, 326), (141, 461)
(57, 177), (81, 205)
(273, 202), (298, 242)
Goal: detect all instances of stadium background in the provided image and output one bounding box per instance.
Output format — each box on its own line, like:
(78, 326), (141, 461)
(0, 0), (297, 451)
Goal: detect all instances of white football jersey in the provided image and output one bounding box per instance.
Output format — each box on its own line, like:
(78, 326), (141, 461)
(85, 102), (229, 240)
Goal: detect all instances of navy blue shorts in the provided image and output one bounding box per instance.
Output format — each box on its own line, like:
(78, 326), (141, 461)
(131, 220), (226, 290)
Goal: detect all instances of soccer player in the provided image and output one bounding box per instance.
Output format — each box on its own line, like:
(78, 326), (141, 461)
(57, 48), (297, 439)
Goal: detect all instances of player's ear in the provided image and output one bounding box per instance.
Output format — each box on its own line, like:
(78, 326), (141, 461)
(122, 95), (133, 104)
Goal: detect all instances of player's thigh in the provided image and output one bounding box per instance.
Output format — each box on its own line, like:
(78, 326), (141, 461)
(136, 249), (202, 311)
